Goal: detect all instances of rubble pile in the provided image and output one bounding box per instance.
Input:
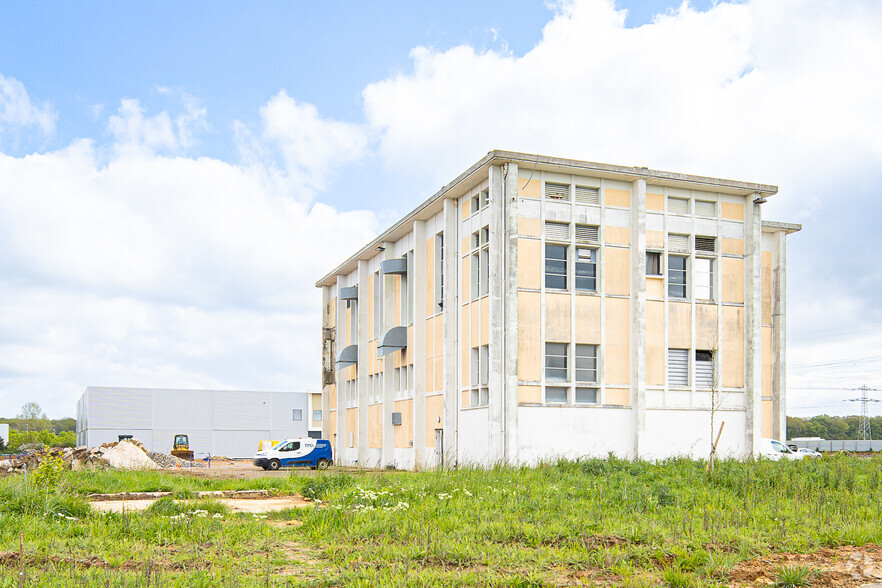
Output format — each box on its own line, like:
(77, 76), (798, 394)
(0, 439), (204, 474)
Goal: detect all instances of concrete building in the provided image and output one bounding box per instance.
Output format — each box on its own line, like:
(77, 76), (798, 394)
(316, 151), (800, 469)
(76, 387), (322, 458)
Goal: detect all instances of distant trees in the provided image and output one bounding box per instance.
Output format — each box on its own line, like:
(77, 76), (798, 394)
(787, 415), (882, 440)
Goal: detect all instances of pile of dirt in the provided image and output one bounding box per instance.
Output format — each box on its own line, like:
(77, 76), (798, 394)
(102, 441), (158, 470)
(728, 543), (882, 587)
(0, 445), (110, 474)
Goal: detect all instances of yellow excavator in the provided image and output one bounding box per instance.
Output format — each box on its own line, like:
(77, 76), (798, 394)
(171, 434), (194, 461)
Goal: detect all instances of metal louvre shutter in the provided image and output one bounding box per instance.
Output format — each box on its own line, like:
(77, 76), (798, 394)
(668, 233), (690, 252)
(668, 349), (689, 386)
(695, 200), (716, 216)
(695, 351), (714, 387)
(545, 182), (570, 200)
(471, 232), (480, 250)
(695, 236), (716, 252)
(575, 224), (599, 243)
(668, 197), (689, 214)
(575, 186), (599, 204)
(545, 221), (570, 242)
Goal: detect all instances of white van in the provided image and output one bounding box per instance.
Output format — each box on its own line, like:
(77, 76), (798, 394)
(252, 438), (333, 470)
(759, 438), (804, 461)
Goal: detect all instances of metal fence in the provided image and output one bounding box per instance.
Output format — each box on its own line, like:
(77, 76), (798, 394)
(791, 440), (882, 452)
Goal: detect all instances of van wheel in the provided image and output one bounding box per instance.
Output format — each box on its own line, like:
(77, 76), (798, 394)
(267, 459), (281, 471)
(316, 459), (329, 470)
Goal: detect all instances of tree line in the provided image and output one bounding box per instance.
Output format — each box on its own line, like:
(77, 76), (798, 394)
(787, 415), (882, 440)
(0, 402), (76, 452)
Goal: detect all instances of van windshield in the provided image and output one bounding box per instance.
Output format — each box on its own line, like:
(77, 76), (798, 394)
(272, 441), (289, 450)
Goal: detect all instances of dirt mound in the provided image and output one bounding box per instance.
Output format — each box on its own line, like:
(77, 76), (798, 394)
(101, 441), (158, 470)
(728, 544), (882, 587)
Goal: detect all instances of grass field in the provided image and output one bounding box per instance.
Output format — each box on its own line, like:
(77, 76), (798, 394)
(1, 455), (882, 586)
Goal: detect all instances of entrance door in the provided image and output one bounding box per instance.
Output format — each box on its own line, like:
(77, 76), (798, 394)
(435, 429), (444, 468)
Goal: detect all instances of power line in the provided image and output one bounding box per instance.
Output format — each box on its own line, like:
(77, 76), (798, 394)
(846, 385), (880, 441)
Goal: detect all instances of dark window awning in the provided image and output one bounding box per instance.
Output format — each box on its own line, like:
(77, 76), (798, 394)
(339, 286), (358, 301)
(381, 258), (407, 275)
(377, 326), (408, 357)
(336, 345), (358, 368)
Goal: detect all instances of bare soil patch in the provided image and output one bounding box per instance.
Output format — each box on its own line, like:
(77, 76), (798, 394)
(728, 544), (882, 587)
(90, 494), (314, 513)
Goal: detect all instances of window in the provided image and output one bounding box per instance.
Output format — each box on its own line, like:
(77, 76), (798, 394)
(471, 194), (480, 214)
(668, 256), (687, 298)
(696, 350), (714, 387)
(575, 185), (599, 205)
(695, 258), (714, 300)
(481, 189), (489, 209)
(373, 271), (382, 338)
(575, 387), (598, 404)
(668, 233), (690, 252)
(575, 248), (597, 292)
(545, 342), (568, 381)
(647, 251), (662, 276)
(469, 345), (489, 406)
(471, 226), (490, 300)
(545, 244), (568, 289)
(668, 348), (688, 386)
(292, 409), (303, 422)
(668, 196), (689, 214)
(695, 200), (716, 217)
(575, 344), (597, 382)
(575, 224), (599, 243)
(695, 236), (716, 253)
(313, 409), (322, 422)
(546, 387), (568, 404)
(545, 182), (570, 201)
(434, 233), (444, 313)
(545, 221), (570, 241)
(471, 189), (489, 213)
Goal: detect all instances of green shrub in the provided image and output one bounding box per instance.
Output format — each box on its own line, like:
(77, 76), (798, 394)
(773, 563), (816, 587)
(33, 455), (65, 488)
(299, 473), (354, 501)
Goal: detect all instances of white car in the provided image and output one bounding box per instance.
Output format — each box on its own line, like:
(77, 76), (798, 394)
(796, 447), (822, 457)
(759, 438), (804, 461)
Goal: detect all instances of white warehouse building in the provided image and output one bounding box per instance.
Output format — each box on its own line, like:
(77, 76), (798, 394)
(76, 387), (322, 458)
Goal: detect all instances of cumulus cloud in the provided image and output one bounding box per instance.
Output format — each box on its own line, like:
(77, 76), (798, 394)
(0, 74), (56, 136)
(107, 90), (208, 154)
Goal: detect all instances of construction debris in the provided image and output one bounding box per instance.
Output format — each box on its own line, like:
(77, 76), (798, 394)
(0, 439), (205, 474)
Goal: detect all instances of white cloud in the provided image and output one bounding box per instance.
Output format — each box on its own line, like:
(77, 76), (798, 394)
(0, 74), (56, 135)
(107, 91), (208, 154)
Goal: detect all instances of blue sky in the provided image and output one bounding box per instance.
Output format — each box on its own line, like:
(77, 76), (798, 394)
(1, 0), (880, 420)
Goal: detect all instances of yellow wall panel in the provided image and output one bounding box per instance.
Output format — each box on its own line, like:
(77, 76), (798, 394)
(328, 384), (337, 410)
(574, 295), (601, 343)
(646, 277), (664, 298)
(646, 230), (665, 249)
(604, 226), (630, 246)
(368, 404), (382, 448)
(604, 297), (630, 385)
(722, 258), (744, 304)
(722, 202), (745, 221)
(668, 301), (692, 348)
(604, 247), (631, 296)
(762, 251), (773, 325)
(762, 399), (774, 439)
(647, 192), (664, 211)
(393, 399), (413, 449)
(520, 178), (540, 198)
(461, 390), (470, 408)
(329, 411), (337, 451)
(517, 291), (541, 381)
(605, 188), (630, 208)
(519, 385), (542, 404)
(721, 238), (743, 256)
(462, 200), (470, 220)
(519, 216), (540, 237)
(695, 303), (718, 350)
(461, 235), (470, 254)
(518, 238), (541, 289)
(762, 326), (773, 398)
(434, 357), (444, 392)
(346, 408), (358, 448)
(425, 237), (434, 316)
(426, 395), (443, 447)
(605, 388), (630, 406)
(646, 300), (665, 386)
(328, 297), (336, 328)
(461, 254), (470, 301)
(722, 306), (744, 388)
(545, 292), (571, 341)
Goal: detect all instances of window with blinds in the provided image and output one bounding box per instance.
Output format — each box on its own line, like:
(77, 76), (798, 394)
(545, 182), (570, 201)
(668, 348), (689, 386)
(695, 236), (716, 252)
(575, 185), (599, 204)
(695, 200), (716, 217)
(696, 350), (714, 387)
(575, 344), (597, 382)
(545, 222), (570, 242)
(545, 342), (568, 381)
(575, 224), (599, 243)
(668, 233), (690, 252)
(668, 197), (689, 214)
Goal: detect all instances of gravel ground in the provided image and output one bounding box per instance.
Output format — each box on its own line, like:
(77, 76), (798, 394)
(147, 451), (205, 468)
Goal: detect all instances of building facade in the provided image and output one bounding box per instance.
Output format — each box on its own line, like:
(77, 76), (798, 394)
(316, 151), (799, 469)
(76, 387), (322, 458)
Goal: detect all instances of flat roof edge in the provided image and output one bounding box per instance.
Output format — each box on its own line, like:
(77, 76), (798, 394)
(762, 220), (802, 234)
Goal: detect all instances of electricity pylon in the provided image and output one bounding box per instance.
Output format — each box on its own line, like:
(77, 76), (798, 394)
(847, 385), (880, 441)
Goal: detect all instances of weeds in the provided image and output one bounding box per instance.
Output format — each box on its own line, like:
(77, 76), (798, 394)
(773, 563), (816, 587)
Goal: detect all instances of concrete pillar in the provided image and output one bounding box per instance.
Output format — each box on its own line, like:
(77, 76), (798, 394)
(321, 285), (332, 442)
(744, 195), (763, 457)
(503, 163), (520, 463)
(488, 166), (505, 462)
(356, 259), (370, 466)
(334, 275), (347, 461)
(442, 198), (459, 467)
(413, 220), (428, 466)
(773, 230), (787, 441)
(382, 242), (395, 468)
(630, 178), (647, 458)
